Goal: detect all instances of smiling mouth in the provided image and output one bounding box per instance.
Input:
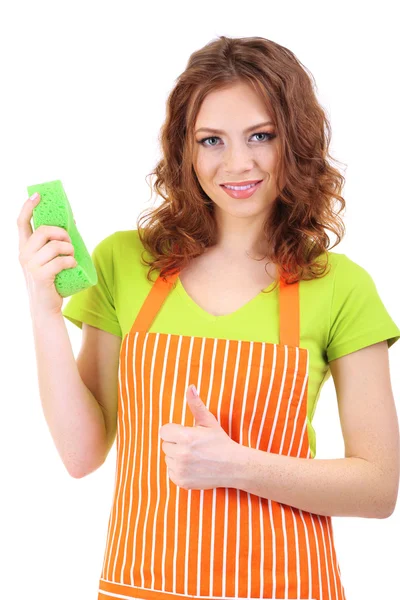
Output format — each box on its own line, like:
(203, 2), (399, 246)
(220, 180), (262, 189)
(219, 179), (264, 198)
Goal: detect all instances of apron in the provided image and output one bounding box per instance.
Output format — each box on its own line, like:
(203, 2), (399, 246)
(98, 270), (347, 600)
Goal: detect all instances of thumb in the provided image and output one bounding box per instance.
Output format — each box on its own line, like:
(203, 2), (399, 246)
(187, 385), (220, 428)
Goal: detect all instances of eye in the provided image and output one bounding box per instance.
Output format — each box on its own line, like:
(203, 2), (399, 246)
(197, 132), (276, 147)
(253, 132), (274, 142)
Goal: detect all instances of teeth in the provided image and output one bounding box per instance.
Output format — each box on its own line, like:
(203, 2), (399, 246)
(225, 182), (258, 190)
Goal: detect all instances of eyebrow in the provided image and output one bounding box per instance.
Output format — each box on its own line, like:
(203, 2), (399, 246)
(195, 121), (274, 135)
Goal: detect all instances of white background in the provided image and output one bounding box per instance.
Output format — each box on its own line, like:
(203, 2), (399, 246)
(2, 0), (399, 598)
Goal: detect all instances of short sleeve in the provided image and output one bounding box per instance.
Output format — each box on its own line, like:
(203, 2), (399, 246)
(326, 254), (400, 362)
(62, 232), (122, 338)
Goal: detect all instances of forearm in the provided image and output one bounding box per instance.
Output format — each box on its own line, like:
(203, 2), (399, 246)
(231, 444), (393, 519)
(30, 306), (108, 478)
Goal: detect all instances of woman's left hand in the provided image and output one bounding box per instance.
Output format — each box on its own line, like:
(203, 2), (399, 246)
(159, 385), (240, 490)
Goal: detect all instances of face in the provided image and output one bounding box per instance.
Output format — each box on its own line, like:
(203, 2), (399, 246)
(192, 81), (280, 221)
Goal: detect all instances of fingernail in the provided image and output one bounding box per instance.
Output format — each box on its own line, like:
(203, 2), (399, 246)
(190, 384), (198, 397)
(29, 192), (39, 202)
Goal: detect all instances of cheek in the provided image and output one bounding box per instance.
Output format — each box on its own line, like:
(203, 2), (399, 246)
(194, 155), (218, 182)
(256, 145), (277, 164)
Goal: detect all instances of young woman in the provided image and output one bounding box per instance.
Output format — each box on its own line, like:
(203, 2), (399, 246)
(21, 36), (399, 600)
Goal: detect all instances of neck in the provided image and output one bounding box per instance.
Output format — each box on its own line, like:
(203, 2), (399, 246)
(212, 211), (270, 260)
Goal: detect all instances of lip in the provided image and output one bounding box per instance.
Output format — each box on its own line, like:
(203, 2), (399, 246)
(220, 179), (263, 199)
(220, 179), (262, 186)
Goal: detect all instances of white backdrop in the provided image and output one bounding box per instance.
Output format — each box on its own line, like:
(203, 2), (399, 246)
(2, 0), (399, 599)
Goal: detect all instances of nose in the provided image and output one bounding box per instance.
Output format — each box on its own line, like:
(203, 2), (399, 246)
(223, 142), (256, 172)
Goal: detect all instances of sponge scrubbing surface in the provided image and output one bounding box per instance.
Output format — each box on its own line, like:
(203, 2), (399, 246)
(27, 179), (98, 298)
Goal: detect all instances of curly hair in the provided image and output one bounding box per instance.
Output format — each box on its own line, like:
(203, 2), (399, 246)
(136, 35), (346, 292)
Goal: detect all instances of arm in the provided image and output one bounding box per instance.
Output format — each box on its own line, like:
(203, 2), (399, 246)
(30, 307), (108, 478)
(230, 341), (400, 519)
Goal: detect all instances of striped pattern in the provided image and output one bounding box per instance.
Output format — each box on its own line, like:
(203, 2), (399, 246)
(98, 273), (346, 600)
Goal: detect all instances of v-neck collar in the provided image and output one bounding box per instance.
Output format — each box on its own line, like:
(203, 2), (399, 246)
(174, 276), (277, 323)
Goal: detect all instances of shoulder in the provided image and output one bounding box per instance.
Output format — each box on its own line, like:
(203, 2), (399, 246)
(325, 251), (400, 361)
(107, 229), (143, 252)
(322, 250), (383, 316)
(316, 250), (368, 276)
(95, 229), (137, 245)
(91, 229), (142, 257)
(310, 250), (376, 292)
(327, 252), (379, 300)
(104, 230), (153, 289)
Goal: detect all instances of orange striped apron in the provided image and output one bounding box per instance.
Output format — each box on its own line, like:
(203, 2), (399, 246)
(98, 271), (347, 600)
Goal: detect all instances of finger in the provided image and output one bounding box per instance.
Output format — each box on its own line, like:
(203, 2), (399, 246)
(16, 193), (40, 251)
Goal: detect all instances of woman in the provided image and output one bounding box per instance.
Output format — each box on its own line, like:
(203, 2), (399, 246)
(62, 36), (400, 600)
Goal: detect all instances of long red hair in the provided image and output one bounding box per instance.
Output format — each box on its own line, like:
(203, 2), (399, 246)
(136, 35), (346, 292)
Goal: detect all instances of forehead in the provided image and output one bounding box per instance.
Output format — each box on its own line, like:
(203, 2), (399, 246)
(194, 82), (272, 128)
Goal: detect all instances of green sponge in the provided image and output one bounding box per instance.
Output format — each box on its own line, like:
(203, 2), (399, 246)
(27, 179), (98, 298)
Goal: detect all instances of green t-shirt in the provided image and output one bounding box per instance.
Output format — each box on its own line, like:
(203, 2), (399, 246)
(62, 230), (400, 459)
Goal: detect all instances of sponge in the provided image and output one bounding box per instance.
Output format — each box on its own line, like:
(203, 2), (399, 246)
(27, 179), (98, 298)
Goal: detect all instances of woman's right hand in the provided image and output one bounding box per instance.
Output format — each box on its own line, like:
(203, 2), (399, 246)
(17, 193), (77, 315)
